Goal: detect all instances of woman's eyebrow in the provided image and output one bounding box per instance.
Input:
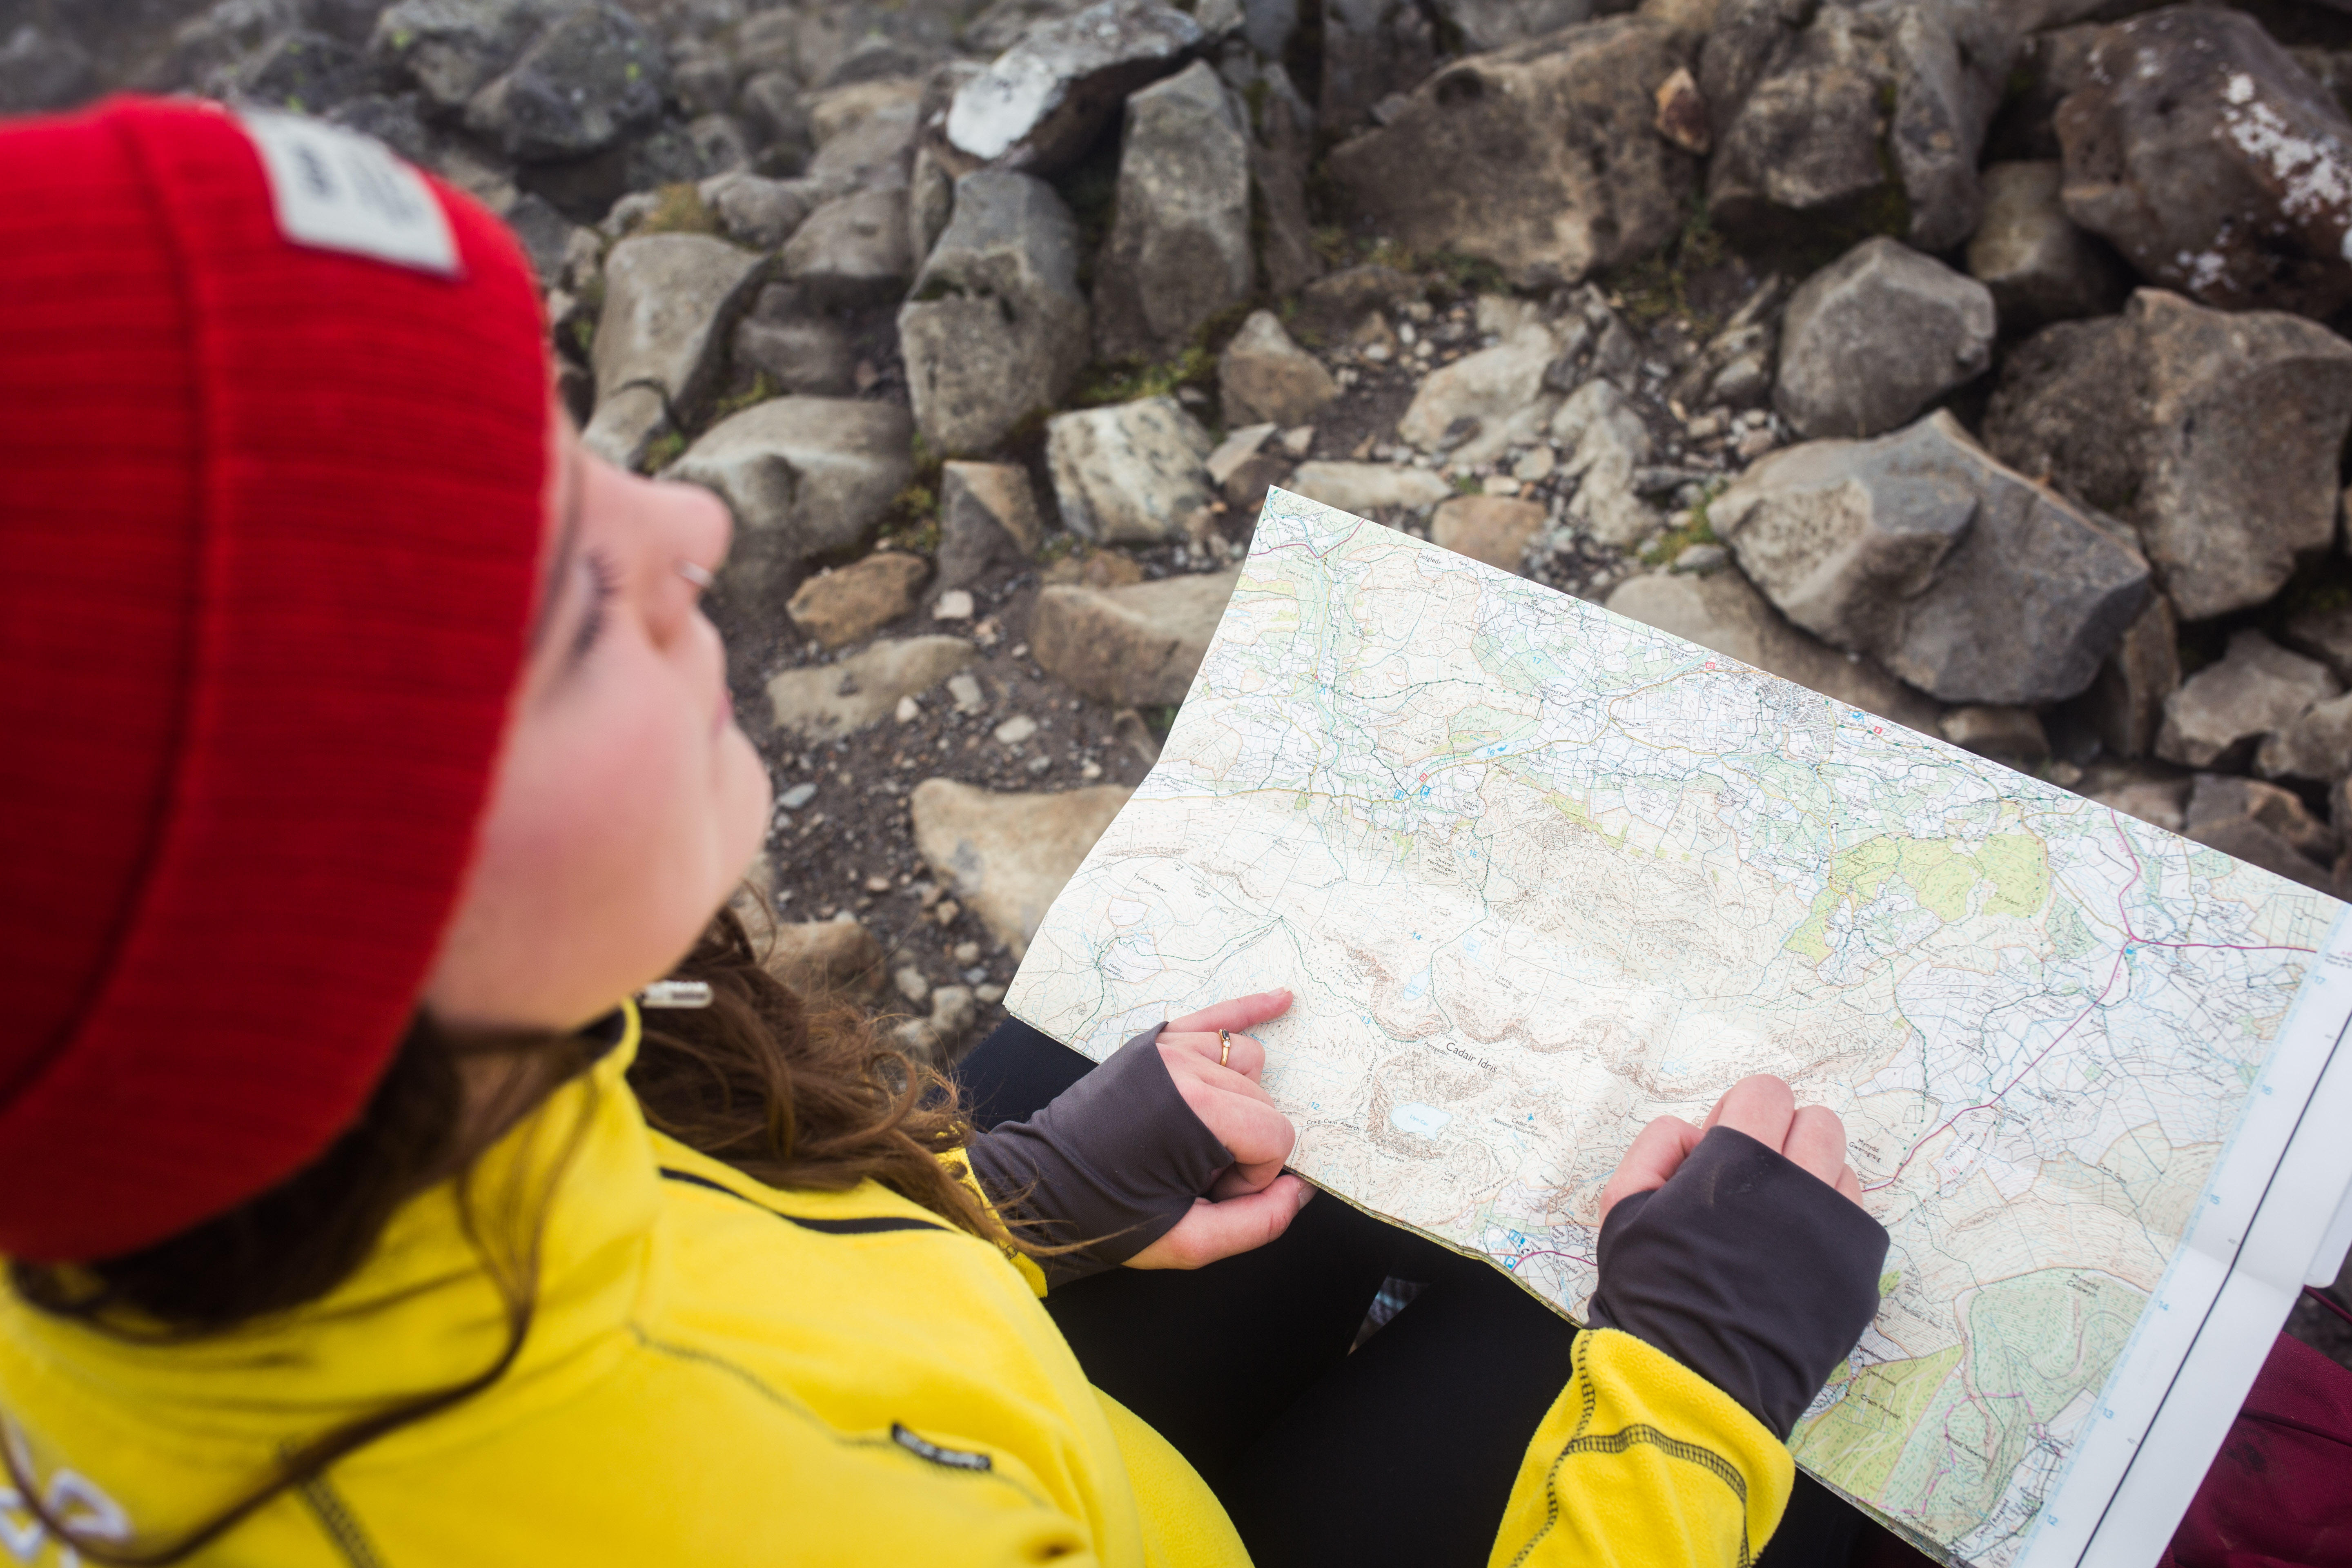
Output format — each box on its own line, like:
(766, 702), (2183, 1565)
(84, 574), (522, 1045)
(527, 446), (587, 654)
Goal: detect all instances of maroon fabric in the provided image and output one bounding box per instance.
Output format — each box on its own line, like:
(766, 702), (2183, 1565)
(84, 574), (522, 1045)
(1850, 1330), (2352, 1568)
(2160, 1330), (2352, 1568)
(0, 97), (548, 1261)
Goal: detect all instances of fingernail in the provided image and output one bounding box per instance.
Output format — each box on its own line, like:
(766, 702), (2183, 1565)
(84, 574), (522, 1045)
(1294, 1183), (1315, 1210)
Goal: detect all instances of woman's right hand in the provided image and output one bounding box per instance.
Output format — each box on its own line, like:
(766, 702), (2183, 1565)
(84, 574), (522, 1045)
(1126, 990), (1314, 1270)
(1585, 1074), (1890, 1439)
(1601, 1075), (1865, 1221)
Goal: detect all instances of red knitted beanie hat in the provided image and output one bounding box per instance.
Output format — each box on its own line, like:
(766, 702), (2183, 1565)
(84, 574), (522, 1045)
(0, 98), (550, 1263)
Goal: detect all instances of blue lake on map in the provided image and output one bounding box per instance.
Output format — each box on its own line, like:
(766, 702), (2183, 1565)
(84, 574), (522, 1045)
(1390, 1104), (1453, 1136)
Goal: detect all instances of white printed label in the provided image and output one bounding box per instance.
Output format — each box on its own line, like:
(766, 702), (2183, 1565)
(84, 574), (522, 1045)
(237, 110), (460, 277)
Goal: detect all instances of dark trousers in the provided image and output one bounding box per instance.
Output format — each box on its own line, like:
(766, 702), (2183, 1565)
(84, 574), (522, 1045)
(958, 1020), (1880, 1568)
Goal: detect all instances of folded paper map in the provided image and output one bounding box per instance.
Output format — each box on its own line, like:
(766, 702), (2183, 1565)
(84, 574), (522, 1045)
(1007, 487), (2352, 1568)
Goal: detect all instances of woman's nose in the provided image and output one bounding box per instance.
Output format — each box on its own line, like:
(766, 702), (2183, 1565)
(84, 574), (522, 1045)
(660, 474), (733, 573)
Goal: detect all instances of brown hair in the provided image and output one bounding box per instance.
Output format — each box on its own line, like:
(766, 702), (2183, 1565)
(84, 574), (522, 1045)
(4, 904), (1006, 1564)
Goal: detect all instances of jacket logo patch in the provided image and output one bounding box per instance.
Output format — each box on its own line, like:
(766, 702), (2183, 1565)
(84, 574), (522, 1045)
(1, 1462), (131, 1566)
(891, 1423), (992, 1472)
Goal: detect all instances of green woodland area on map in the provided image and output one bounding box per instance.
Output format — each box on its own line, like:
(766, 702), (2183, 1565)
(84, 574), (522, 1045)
(1797, 1271), (2145, 1540)
(1787, 832), (2053, 960)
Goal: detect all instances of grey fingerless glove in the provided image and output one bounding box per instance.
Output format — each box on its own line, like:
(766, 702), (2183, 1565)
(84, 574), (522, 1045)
(962, 1025), (1234, 1287)
(1584, 1125), (1890, 1438)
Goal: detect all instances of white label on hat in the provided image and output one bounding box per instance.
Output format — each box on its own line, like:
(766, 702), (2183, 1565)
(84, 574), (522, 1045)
(236, 110), (460, 277)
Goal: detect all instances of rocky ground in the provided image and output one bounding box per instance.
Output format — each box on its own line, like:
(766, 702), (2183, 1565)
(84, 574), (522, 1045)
(16, 0), (2352, 1359)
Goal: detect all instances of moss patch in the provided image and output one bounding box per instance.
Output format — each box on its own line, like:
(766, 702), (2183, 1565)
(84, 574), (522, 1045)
(706, 372), (780, 423)
(875, 431), (947, 552)
(635, 181), (719, 237)
(1601, 194), (1732, 332)
(639, 429), (686, 474)
(1640, 494), (1722, 567)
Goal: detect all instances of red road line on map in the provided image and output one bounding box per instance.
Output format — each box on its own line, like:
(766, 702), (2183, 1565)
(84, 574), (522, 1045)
(1863, 810), (2321, 1194)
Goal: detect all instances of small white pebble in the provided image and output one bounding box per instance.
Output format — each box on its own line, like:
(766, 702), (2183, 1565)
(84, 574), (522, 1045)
(953, 941), (982, 965)
(947, 673), (985, 714)
(779, 782), (817, 810)
(976, 983), (1007, 1004)
(894, 967), (930, 1004)
(935, 900), (960, 926)
(893, 694), (920, 723)
(933, 589), (976, 621)
(994, 714), (1039, 745)
(1080, 759), (1103, 780)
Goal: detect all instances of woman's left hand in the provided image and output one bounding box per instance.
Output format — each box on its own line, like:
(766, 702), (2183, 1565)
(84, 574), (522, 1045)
(1125, 989), (1314, 1270)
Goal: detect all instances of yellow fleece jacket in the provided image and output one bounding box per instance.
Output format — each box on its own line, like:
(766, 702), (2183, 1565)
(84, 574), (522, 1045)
(0, 1009), (1792, 1566)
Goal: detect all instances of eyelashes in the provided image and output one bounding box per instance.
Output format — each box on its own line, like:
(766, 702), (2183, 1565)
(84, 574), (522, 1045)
(571, 549), (620, 666)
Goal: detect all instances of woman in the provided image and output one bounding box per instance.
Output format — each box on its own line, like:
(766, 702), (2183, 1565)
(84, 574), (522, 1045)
(0, 96), (1893, 1567)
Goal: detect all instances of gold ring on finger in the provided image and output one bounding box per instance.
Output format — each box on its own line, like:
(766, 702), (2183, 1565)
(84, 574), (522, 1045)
(1218, 1029), (1232, 1068)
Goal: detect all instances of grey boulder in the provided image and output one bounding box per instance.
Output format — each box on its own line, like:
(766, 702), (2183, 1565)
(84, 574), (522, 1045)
(1965, 160), (2129, 332)
(733, 287), (858, 396)
(1983, 289), (2352, 621)
(1433, 495), (1549, 576)
(1553, 379), (1664, 548)
(1326, 17), (1699, 290)
(464, 2), (666, 161)
(2183, 774), (2337, 895)
(588, 230), (762, 425)
(2282, 599), (2352, 686)
(2078, 592), (2178, 760)
(2155, 629), (2339, 771)
(946, 0), (1203, 174)
(781, 187), (913, 310)
(938, 462), (1045, 590)
(1398, 321), (1561, 467)
(1219, 310), (1338, 429)
(900, 170), (1090, 454)
(0, 25), (94, 114)
(2075, 757), (2192, 836)
(1939, 705), (2049, 770)
(1092, 60), (1254, 362)
(2258, 692), (2352, 784)
(1775, 237), (1996, 440)
(1605, 569), (1945, 733)
(372, 0), (576, 111)
(580, 384), (668, 470)
(592, 233), (766, 414)
(1711, 410), (2150, 706)
(1702, 0), (2016, 253)
(1282, 463), (1458, 516)
(1029, 569), (1243, 706)
(910, 780), (1134, 958)
(1046, 397), (1216, 546)
(804, 78), (922, 188)
(1318, 0), (1447, 135)
(768, 637), (978, 739)
(699, 171), (823, 251)
(234, 28), (374, 114)
(2057, 7), (2352, 318)
(1235, 57), (1323, 298)
(670, 399), (915, 604)
(1437, 0), (1600, 51)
